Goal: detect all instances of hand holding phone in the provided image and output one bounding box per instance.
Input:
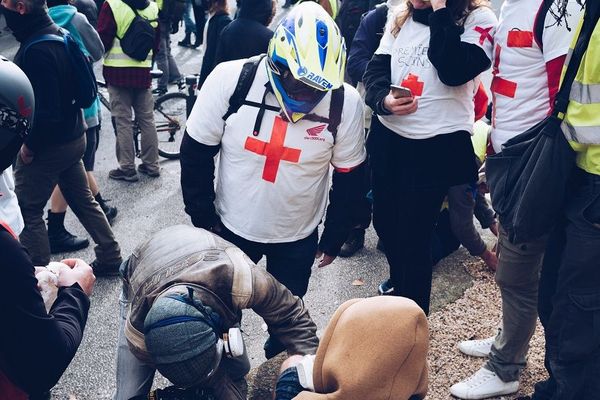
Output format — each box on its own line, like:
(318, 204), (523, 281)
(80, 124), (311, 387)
(390, 85), (413, 99)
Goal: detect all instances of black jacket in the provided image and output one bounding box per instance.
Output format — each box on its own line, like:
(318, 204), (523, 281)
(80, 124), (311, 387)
(13, 13), (85, 152)
(213, 0), (273, 65)
(0, 227), (89, 396)
(347, 4), (387, 85)
(198, 12), (232, 88)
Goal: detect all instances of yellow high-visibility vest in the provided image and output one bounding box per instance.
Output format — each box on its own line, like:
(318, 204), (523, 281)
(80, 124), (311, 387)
(103, 0), (159, 68)
(562, 11), (600, 175)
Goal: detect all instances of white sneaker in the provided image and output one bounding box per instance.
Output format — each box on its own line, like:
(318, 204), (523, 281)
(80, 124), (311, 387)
(450, 367), (519, 399)
(458, 336), (495, 358)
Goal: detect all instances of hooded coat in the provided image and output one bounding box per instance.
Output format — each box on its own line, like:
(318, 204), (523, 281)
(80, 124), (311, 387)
(213, 0), (273, 65)
(294, 296), (429, 400)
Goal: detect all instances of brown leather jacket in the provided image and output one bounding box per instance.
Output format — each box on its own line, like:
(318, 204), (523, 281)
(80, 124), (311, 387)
(122, 225), (319, 398)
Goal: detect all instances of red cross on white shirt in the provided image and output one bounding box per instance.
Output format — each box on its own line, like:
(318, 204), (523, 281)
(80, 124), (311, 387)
(474, 26), (494, 45)
(400, 73), (425, 97)
(244, 116), (302, 183)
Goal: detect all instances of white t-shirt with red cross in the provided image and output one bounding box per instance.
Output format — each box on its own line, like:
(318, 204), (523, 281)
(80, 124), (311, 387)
(186, 58), (366, 243)
(374, 6), (497, 139)
(490, 0), (582, 152)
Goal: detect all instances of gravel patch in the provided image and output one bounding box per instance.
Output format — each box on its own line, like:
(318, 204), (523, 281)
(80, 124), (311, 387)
(427, 259), (547, 400)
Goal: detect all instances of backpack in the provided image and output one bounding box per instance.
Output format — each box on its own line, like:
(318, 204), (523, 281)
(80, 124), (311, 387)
(23, 30), (97, 109)
(119, 1), (157, 61)
(533, 0), (555, 51)
(222, 55), (345, 142)
(335, 0), (370, 52)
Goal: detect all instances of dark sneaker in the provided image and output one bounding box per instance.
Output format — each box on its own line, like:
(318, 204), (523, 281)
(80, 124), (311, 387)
(102, 204), (118, 224)
(138, 164), (160, 177)
(91, 259), (121, 277)
(109, 168), (139, 182)
(264, 335), (286, 359)
(378, 278), (395, 295)
(49, 230), (89, 254)
(152, 87), (167, 96)
(339, 228), (365, 258)
(47, 210), (90, 253)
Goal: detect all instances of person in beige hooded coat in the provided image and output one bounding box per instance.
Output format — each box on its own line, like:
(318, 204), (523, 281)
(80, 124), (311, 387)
(275, 296), (429, 400)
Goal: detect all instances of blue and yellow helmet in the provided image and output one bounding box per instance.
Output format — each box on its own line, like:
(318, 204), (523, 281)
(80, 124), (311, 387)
(267, 2), (346, 123)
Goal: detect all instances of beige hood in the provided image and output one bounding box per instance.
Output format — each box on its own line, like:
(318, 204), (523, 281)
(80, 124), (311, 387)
(294, 296), (429, 400)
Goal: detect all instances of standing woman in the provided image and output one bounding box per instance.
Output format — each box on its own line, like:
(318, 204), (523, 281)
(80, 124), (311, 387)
(363, 0), (496, 314)
(197, 0), (231, 87)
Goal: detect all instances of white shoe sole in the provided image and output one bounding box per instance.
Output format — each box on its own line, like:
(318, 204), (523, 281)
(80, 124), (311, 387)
(458, 341), (493, 358)
(450, 381), (519, 399)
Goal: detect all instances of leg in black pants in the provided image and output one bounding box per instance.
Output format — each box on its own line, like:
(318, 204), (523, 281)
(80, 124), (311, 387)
(372, 183), (447, 315)
(532, 172), (600, 400)
(191, 2), (206, 46)
(216, 225), (317, 298)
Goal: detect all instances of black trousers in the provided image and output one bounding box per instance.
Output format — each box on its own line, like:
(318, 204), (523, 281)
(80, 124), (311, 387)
(191, 2), (206, 44)
(368, 118), (476, 315)
(216, 225), (318, 298)
(533, 170), (600, 400)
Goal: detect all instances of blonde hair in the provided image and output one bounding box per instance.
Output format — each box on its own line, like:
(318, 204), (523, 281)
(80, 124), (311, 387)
(392, 0), (489, 36)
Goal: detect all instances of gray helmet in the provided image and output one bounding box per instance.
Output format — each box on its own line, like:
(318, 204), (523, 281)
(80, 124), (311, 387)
(0, 55), (34, 172)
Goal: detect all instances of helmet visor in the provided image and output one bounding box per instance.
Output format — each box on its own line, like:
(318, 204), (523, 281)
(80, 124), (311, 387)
(270, 60), (326, 103)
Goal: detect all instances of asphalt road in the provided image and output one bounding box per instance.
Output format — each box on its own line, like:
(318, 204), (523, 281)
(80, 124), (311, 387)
(0, 1), (503, 398)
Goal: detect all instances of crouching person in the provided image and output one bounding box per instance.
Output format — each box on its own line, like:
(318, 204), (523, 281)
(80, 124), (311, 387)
(274, 296), (429, 400)
(114, 225), (319, 400)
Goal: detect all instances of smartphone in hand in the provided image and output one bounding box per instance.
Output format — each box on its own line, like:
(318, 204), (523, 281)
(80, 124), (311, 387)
(390, 85), (413, 99)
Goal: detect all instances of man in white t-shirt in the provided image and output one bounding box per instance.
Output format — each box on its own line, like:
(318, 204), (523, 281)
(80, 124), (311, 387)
(180, 2), (366, 358)
(450, 1), (582, 399)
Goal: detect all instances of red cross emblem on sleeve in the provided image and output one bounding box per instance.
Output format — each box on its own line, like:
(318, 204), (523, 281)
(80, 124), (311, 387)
(474, 26), (493, 45)
(400, 73), (424, 96)
(244, 116), (302, 183)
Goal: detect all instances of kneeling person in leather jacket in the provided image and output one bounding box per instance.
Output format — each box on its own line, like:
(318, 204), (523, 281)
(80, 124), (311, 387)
(114, 224), (319, 400)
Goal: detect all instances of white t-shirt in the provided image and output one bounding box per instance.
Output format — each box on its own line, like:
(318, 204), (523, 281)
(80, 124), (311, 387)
(0, 167), (24, 235)
(375, 6), (497, 139)
(186, 59), (366, 243)
(490, 0), (581, 152)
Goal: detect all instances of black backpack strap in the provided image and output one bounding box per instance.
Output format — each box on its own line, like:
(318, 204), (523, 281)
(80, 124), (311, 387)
(553, 2), (598, 118)
(533, 0), (553, 51)
(303, 85), (345, 143)
(222, 54), (267, 121)
(327, 85), (344, 141)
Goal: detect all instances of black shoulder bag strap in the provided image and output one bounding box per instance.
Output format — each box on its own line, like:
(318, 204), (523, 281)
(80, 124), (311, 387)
(552, 2), (599, 123)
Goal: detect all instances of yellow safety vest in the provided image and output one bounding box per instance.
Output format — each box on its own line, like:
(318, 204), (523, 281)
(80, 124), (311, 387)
(562, 11), (600, 175)
(103, 0), (159, 68)
(472, 120), (490, 164)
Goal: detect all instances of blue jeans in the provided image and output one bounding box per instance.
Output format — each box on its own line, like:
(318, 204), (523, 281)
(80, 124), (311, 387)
(275, 367), (304, 400)
(182, 0), (195, 34)
(532, 169), (600, 400)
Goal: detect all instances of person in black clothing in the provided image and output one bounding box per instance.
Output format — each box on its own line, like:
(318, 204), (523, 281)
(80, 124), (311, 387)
(0, 54), (95, 399)
(213, 0), (274, 65)
(363, 0), (496, 314)
(338, 2), (389, 257)
(197, 0), (231, 87)
(3, 0), (123, 276)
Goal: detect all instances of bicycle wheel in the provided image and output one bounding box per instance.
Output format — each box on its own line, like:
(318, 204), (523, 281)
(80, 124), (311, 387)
(153, 92), (187, 159)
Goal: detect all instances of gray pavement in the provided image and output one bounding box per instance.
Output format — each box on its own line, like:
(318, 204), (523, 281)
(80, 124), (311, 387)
(0, 1), (503, 398)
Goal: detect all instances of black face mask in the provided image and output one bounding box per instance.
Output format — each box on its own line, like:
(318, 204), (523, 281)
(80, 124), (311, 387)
(1, 6), (23, 33)
(0, 6), (53, 42)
